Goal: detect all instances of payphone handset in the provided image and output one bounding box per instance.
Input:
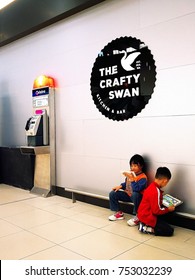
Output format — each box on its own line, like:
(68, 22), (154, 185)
(25, 115), (42, 136)
(25, 109), (48, 146)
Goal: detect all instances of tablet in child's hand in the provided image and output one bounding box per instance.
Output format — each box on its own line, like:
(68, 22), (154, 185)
(162, 194), (183, 207)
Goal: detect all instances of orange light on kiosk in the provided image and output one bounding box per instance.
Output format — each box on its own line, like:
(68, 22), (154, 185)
(33, 75), (55, 89)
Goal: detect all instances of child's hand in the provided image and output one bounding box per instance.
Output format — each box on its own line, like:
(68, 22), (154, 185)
(168, 205), (175, 212)
(112, 185), (122, 192)
(123, 172), (136, 182)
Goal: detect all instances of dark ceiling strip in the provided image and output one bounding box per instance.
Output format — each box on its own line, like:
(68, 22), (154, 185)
(0, 0), (105, 47)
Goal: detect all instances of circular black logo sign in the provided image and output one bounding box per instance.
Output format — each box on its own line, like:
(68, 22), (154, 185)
(90, 36), (156, 121)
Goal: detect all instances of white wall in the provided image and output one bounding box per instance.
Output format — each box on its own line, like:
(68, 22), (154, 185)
(0, 0), (195, 215)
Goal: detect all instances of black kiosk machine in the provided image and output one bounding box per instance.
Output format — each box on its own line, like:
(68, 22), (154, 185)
(22, 75), (56, 197)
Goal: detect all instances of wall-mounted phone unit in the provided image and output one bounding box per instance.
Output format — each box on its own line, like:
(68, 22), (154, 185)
(25, 115), (42, 136)
(25, 109), (48, 146)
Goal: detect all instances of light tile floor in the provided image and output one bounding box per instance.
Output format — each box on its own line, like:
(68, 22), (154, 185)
(0, 184), (195, 260)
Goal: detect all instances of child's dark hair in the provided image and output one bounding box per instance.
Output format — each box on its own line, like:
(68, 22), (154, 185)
(155, 167), (172, 180)
(129, 154), (145, 170)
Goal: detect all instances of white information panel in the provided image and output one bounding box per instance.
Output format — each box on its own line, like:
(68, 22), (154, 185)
(33, 96), (49, 108)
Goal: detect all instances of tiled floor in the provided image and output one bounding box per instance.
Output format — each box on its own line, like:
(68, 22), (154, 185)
(0, 184), (195, 260)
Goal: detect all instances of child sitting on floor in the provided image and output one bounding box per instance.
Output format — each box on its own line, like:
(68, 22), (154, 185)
(108, 154), (147, 226)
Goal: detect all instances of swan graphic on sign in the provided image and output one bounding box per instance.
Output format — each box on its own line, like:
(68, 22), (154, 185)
(121, 50), (140, 71)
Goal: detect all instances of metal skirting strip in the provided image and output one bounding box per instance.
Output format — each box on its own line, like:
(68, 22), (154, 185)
(65, 187), (109, 203)
(176, 212), (195, 220)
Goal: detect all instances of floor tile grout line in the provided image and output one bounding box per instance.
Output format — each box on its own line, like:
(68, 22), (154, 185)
(142, 243), (193, 260)
(0, 195), (39, 206)
(99, 225), (155, 243)
(57, 227), (100, 245)
(0, 199), (85, 221)
(19, 244), (60, 260)
(19, 243), (92, 260)
(19, 221), (99, 249)
(110, 243), (145, 260)
(1, 211), (72, 235)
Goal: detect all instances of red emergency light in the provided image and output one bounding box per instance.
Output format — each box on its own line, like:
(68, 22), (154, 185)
(33, 75), (55, 89)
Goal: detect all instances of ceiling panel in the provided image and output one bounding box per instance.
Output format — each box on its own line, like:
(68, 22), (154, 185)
(0, 0), (105, 47)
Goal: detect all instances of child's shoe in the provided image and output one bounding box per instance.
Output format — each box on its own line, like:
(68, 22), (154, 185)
(127, 216), (139, 226)
(109, 211), (124, 221)
(138, 222), (154, 234)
